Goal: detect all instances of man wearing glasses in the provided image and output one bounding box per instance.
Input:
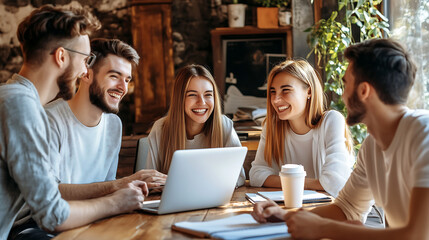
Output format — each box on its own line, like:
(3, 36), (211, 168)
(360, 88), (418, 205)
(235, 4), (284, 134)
(62, 47), (97, 67)
(2, 5), (148, 240)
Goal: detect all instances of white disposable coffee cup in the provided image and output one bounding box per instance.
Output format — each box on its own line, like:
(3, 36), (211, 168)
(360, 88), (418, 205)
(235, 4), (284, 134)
(279, 164), (306, 208)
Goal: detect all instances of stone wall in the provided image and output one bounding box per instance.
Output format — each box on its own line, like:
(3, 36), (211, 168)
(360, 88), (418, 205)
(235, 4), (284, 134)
(172, 0), (229, 70)
(0, 0), (135, 81)
(0, 0), (233, 134)
(0, 0), (232, 83)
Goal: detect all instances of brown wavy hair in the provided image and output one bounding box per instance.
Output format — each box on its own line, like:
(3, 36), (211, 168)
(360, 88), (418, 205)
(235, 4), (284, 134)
(17, 4), (101, 64)
(90, 38), (140, 71)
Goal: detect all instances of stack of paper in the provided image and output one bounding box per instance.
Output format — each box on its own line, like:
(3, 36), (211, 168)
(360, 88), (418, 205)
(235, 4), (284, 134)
(232, 106), (267, 127)
(172, 214), (291, 240)
(224, 85), (267, 114)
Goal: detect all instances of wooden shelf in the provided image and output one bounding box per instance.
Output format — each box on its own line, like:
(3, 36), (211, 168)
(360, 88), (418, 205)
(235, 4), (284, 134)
(210, 26), (293, 98)
(211, 26), (292, 36)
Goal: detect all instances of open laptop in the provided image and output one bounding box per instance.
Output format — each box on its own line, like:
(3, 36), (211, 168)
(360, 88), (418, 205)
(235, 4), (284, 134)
(140, 147), (247, 215)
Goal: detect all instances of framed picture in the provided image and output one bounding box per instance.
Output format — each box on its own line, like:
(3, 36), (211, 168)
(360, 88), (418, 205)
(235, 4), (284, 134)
(210, 27), (293, 113)
(222, 38), (285, 98)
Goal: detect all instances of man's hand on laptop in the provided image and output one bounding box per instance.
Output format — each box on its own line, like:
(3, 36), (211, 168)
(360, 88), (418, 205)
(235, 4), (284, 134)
(115, 169), (167, 191)
(110, 180), (148, 213)
(251, 199), (288, 223)
(130, 180), (149, 197)
(133, 169), (167, 189)
(114, 170), (166, 192)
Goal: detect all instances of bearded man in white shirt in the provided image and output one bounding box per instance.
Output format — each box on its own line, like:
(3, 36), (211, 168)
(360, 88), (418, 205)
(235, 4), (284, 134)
(251, 38), (429, 239)
(44, 38), (166, 196)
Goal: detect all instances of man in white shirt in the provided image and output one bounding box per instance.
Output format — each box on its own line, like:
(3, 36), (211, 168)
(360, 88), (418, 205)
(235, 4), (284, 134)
(45, 38), (166, 198)
(252, 38), (429, 239)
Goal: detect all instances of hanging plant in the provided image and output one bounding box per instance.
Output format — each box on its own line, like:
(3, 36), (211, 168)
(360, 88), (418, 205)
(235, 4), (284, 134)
(306, 0), (389, 151)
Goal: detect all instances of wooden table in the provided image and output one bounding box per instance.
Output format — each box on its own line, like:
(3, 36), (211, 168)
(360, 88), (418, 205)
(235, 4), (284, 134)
(54, 184), (329, 240)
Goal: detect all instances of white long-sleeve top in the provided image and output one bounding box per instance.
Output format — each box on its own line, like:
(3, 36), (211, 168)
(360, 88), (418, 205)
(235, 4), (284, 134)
(249, 110), (354, 197)
(334, 109), (429, 227)
(146, 115), (246, 186)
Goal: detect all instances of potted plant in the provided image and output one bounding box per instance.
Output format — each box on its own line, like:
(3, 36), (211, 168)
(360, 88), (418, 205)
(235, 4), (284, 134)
(228, 0), (247, 28)
(306, 0), (389, 150)
(255, 0), (291, 28)
(277, 1), (291, 26)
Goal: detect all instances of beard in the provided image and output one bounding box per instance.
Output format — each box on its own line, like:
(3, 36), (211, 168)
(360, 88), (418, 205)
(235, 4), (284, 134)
(57, 64), (78, 100)
(89, 77), (119, 114)
(346, 89), (367, 125)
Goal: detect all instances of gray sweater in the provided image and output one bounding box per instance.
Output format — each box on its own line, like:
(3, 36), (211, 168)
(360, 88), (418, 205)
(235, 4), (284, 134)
(0, 74), (69, 239)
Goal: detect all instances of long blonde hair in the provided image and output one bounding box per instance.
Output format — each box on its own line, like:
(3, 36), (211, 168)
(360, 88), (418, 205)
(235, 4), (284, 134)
(159, 64), (223, 173)
(264, 59), (353, 166)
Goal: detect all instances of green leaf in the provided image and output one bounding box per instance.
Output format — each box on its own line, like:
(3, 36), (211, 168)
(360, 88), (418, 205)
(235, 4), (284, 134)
(357, 0), (365, 9)
(375, 9), (389, 21)
(378, 21), (390, 28)
(339, 1), (347, 10)
(357, 9), (365, 20)
(304, 27), (313, 32)
(380, 27), (390, 35)
(355, 19), (363, 28)
(346, 10), (354, 19)
(329, 11), (338, 21)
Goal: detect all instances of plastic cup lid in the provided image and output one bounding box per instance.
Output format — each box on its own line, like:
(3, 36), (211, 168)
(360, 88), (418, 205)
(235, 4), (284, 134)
(281, 164), (305, 174)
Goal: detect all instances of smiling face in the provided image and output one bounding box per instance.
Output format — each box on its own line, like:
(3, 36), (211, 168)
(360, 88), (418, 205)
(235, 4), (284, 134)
(184, 76), (215, 128)
(270, 72), (310, 122)
(89, 54), (132, 114)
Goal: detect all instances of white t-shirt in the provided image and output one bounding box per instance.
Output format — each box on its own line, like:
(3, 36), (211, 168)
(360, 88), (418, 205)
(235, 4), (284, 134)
(45, 99), (122, 184)
(249, 110), (354, 197)
(288, 129), (315, 178)
(146, 115), (246, 186)
(335, 109), (429, 227)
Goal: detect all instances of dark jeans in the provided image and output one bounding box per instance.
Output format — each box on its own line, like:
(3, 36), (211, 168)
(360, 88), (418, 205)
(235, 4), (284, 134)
(8, 219), (57, 240)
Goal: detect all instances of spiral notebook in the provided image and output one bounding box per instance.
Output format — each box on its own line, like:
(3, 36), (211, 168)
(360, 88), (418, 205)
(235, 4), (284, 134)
(172, 213), (291, 240)
(246, 190), (332, 204)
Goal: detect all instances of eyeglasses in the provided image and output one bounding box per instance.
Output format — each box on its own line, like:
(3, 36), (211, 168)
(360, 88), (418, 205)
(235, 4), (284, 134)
(63, 47), (97, 68)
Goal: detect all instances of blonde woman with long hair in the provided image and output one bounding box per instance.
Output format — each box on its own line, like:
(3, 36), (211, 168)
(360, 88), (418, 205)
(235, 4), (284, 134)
(145, 64), (246, 186)
(249, 59), (354, 197)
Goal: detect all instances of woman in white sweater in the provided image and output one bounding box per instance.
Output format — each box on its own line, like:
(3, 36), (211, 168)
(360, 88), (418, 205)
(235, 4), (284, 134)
(249, 60), (354, 197)
(146, 64), (246, 186)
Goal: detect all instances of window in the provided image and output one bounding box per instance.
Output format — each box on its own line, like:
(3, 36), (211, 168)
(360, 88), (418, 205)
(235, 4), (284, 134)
(387, 1), (429, 109)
